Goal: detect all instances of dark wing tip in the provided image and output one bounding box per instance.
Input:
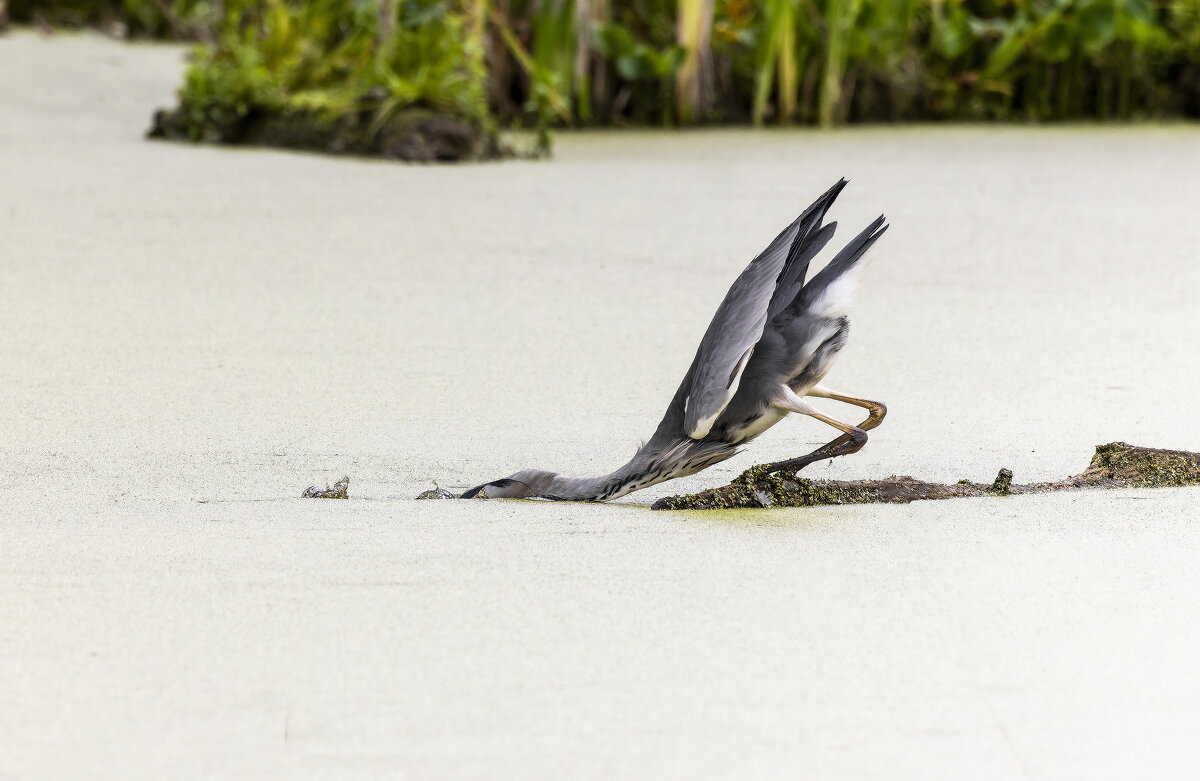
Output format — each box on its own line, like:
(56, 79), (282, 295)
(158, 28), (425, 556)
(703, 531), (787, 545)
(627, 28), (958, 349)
(782, 181), (848, 267)
(825, 178), (850, 203)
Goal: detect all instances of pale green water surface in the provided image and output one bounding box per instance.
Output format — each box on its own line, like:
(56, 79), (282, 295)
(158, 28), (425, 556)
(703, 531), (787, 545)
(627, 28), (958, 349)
(2, 31), (1200, 780)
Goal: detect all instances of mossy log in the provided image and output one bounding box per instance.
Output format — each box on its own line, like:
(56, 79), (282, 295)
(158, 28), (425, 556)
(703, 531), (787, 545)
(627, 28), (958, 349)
(651, 442), (1200, 510)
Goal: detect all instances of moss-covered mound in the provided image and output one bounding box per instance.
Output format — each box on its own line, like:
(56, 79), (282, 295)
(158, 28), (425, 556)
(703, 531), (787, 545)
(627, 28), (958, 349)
(150, 101), (499, 162)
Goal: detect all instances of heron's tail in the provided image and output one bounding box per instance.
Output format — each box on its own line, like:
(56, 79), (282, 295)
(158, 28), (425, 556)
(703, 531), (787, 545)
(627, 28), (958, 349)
(789, 215), (888, 320)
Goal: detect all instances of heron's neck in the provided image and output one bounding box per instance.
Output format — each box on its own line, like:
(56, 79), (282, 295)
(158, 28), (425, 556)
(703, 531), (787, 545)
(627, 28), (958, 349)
(544, 439), (738, 501)
(536, 459), (638, 502)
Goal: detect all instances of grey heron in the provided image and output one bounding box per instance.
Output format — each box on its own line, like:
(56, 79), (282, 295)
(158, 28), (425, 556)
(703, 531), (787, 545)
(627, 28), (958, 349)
(462, 179), (888, 501)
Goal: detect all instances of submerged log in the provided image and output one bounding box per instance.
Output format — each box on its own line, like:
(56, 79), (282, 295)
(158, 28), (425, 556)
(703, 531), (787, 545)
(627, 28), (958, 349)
(650, 442), (1200, 511)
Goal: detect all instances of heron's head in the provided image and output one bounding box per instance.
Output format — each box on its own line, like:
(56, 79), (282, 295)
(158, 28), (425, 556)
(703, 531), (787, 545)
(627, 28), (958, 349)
(460, 469), (560, 499)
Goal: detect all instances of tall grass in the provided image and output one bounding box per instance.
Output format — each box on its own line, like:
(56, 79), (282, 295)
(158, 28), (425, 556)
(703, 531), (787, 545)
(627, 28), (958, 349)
(675, 0), (713, 122)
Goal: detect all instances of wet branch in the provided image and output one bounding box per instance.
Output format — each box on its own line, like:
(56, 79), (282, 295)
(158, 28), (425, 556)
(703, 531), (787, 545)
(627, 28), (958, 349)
(302, 476), (350, 499)
(650, 442), (1200, 511)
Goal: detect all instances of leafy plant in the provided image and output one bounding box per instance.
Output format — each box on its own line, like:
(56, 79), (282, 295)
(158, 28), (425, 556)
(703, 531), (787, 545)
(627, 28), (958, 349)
(593, 19), (685, 122)
(163, 0), (489, 143)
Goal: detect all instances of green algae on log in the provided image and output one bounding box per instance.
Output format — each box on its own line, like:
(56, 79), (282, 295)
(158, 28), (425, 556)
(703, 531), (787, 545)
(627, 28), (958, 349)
(651, 442), (1200, 511)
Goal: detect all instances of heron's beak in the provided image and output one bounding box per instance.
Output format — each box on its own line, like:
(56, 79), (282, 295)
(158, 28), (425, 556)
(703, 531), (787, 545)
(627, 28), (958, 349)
(461, 478), (528, 499)
(460, 483), (488, 499)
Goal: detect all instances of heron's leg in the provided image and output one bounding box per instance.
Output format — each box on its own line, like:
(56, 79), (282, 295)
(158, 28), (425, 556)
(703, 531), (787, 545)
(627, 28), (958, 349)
(762, 386), (868, 475)
(806, 385), (887, 432)
(788, 386), (887, 461)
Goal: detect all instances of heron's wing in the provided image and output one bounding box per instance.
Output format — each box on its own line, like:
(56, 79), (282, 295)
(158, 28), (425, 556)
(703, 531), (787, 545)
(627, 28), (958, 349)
(681, 180), (847, 439)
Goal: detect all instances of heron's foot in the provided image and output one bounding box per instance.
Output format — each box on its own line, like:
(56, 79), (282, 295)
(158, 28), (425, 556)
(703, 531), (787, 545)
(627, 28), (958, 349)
(763, 427), (868, 476)
(761, 454), (825, 478)
(761, 457), (815, 478)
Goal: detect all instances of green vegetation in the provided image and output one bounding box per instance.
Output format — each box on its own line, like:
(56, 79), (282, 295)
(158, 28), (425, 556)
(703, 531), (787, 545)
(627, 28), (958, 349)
(176, 1), (487, 133)
(7, 1), (1200, 159)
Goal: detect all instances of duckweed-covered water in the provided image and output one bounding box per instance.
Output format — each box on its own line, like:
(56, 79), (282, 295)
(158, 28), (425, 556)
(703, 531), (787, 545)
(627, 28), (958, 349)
(3, 31), (1200, 780)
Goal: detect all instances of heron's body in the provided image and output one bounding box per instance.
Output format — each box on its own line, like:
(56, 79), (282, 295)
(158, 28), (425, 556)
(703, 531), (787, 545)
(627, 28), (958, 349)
(714, 313), (849, 445)
(463, 180), (889, 502)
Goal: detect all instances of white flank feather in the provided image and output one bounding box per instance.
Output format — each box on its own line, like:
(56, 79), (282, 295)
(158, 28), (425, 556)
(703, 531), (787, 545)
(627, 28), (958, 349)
(808, 250), (875, 319)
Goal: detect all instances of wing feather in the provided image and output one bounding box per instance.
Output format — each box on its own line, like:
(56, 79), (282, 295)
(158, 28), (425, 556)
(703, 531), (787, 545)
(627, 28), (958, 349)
(681, 180), (848, 439)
